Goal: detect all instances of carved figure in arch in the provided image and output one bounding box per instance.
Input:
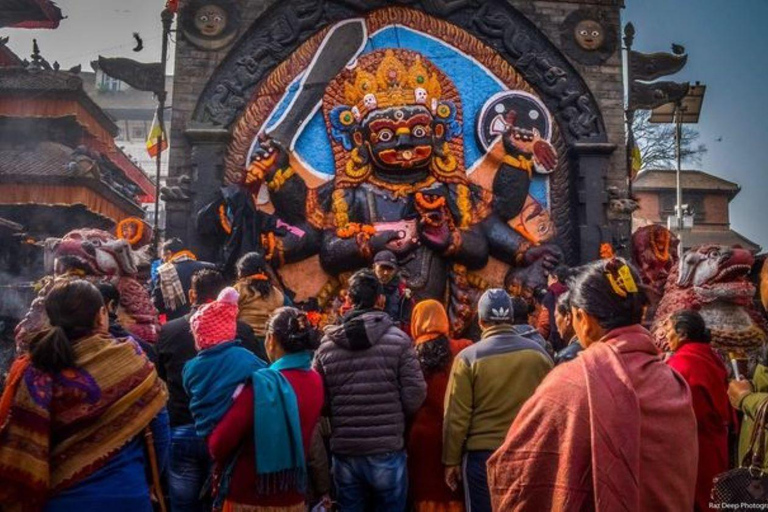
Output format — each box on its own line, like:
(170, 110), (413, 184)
(631, 225), (679, 305)
(202, 49), (562, 332)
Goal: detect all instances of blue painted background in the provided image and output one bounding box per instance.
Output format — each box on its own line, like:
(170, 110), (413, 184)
(261, 25), (549, 207)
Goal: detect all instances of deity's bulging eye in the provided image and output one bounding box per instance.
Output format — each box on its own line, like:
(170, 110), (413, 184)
(194, 5), (228, 37)
(579, 30), (588, 36)
(412, 125), (428, 138)
(592, 31), (600, 37)
(376, 129), (394, 143)
(340, 111), (355, 126)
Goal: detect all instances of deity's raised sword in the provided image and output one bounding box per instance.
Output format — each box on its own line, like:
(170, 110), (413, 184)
(265, 19), (367, 149)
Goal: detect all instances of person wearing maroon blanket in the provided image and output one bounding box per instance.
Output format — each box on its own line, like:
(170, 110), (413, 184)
(487, 258), (697, 511)
(207, 307), (324, 512)
(407, 299), (471, 512)
(666, 310), (730, 512)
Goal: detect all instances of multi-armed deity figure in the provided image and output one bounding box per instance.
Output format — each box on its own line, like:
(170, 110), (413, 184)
(205, 49), (561, 332)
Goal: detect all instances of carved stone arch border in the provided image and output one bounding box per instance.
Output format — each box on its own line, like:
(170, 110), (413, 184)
(191, 0), (612, 263)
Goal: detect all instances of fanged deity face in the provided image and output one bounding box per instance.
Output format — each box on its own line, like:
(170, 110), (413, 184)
(121, 222), (137, 240)
(194, 5), (227, 37)
(574, 20), (605, 51)
(651, 227), (671, 261)
(362, 105), (436, 178)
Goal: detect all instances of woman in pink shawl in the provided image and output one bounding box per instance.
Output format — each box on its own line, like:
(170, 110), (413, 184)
(487, 258), (698, 511)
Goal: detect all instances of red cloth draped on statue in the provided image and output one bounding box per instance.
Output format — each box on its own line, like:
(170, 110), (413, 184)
(487, 325), (698, 511)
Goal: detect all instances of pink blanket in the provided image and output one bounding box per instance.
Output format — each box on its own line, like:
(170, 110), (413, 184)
(487, 325), (698, 511)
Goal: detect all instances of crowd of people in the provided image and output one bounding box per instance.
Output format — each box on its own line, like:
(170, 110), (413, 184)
(0, 238), (766, 512)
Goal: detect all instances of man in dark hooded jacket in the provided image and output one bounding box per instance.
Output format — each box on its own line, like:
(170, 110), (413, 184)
(314, 268), (426, 512)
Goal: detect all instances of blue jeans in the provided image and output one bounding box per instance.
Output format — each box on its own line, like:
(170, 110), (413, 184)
(332, 451), (408, 512)
(463, 450), (494, 512)
(168, 425), (211, 512)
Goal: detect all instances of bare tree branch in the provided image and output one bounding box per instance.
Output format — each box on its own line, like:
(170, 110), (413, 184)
(631, 110), (708, 170)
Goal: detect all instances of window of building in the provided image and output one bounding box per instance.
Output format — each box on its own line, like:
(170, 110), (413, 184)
(659, 192), (705, 223)
(131, 122), (146, 140)
(99, 71), (122, 92)
(115, 121), (127, 141)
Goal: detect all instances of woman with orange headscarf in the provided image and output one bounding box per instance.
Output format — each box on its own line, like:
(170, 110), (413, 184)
(407, 300), (472, 512)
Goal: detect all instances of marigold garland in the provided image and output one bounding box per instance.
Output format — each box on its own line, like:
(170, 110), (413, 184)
(332, 189), (349, 231)
(261, 232), (277, 262)
(456, 184), (472, 229)
(367, 174), (436, 199)
(218, 204), (232, 235)
(116, 217), (144, 245)
(337, 222), (376, 239)
(414, 192), (446, 210)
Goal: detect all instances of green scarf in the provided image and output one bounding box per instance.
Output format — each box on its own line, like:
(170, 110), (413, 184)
(251, 350), (312, 494)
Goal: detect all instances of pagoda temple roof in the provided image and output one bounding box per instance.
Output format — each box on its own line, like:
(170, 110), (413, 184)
(0, 0), (63, 29)
(0, 42), (155, 201)
(0, 141), (145, 221)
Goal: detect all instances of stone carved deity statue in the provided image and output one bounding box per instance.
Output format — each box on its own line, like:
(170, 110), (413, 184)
(203, 49), (562, 332)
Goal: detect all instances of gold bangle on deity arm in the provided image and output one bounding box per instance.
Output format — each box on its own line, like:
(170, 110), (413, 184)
(267, 167), (295, 192)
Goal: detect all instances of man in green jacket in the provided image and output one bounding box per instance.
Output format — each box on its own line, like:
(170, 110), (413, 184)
(443, 288), (553, 512)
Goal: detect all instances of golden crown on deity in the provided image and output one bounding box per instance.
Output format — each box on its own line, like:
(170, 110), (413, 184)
(343, 50), (443, 120)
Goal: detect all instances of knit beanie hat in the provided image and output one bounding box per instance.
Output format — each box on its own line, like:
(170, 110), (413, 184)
(478, 288), (514, 323)
(190, 287), (239, 350)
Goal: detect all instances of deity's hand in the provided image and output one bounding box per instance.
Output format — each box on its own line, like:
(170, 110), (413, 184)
(523, 243), (563, 272)
(245, 135), (289, 187)
(532, 131), (557, 173)
(418, 212), (452, 252)
(369, 230), (401, 254)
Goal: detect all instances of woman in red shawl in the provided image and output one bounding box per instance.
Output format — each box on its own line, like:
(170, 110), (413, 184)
(407, 300), (471, 512)
(487, 258), (698, 511)
(666, 310), (730, 512)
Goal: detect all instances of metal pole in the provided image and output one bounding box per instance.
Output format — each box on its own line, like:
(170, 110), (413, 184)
(624, 24), (635, 197)
(675, 102), (684, 250)
(151, 9), (174, 257)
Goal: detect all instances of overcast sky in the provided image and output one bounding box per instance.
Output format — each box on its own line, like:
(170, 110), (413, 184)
(4, 0), (767, 250)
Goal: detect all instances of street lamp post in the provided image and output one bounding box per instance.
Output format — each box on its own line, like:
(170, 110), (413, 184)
(150, 8), (174, 258)
(649, 83), (706, 250)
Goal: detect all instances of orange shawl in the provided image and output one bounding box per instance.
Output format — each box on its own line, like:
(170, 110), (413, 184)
(487, 325), (697, 511)
(411, 299), (451, 345)
(0, 334), (167, 507)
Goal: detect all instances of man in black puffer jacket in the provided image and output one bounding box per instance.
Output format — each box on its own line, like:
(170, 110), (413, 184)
(314, 269), (426, 512)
